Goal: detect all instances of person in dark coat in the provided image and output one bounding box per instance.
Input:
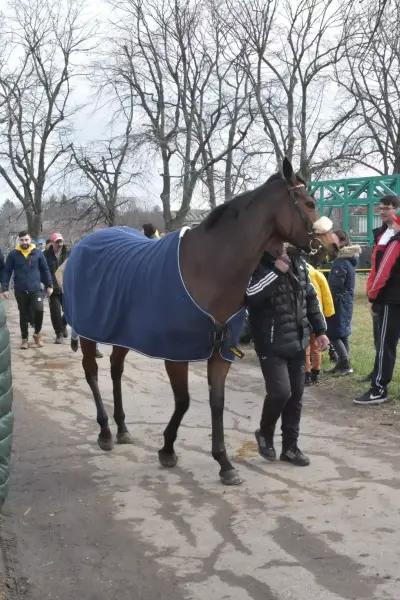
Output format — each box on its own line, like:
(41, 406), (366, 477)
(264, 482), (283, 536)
(44, 232), (69, 343)
(142, 223), (160, 239)
(1, 230), (53, 348)
(246, 246), (329, 467)
(326, 231), (361, 375)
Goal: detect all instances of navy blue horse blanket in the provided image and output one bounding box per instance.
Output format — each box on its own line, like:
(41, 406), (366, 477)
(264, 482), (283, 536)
(63, 227), (245, 362)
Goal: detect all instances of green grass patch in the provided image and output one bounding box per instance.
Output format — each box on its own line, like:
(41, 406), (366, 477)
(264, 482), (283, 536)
(322, 274), (400, 400)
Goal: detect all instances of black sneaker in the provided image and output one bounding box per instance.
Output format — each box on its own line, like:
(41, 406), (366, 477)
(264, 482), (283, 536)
(255, 430), (276, 461)
(280, 446), (310, 466)
(353, 389), (387, 405)
(304, 372), (312, 386)
(311, 369), (320, 384)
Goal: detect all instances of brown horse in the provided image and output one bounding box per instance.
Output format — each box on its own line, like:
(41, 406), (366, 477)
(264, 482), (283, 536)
(76, 158), (337, 485)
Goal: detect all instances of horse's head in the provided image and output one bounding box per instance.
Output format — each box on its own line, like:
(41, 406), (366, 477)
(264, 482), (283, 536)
(273, 158), (338, 258)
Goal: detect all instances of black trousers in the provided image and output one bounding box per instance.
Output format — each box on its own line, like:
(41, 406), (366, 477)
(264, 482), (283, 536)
(330, 337), (350, 369)
(372, 312), (381, 351)
(372, 304), (400, 393)
(14, 291), (44, 338)
(49, 292), (66, 336)
(258, 350), (305, 449)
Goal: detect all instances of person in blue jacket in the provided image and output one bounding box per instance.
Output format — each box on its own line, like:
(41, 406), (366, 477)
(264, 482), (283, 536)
(1, 231), (53, 349)
(326, 230), (361, 375)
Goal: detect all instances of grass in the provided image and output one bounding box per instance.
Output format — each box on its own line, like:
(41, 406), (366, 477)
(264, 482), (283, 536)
(321, 274), (400, 401)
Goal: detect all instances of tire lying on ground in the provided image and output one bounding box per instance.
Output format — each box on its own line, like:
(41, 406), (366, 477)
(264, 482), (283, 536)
(0, 298), (13, 509)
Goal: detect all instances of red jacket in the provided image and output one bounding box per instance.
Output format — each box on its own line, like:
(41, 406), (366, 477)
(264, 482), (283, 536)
(367, 231), (400, 303)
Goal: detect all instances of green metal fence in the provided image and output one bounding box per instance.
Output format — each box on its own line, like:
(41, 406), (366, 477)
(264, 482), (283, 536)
(309, 174), (400, 245)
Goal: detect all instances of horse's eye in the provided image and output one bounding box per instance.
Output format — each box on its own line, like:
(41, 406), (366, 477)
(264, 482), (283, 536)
(305, 201), (315, 209)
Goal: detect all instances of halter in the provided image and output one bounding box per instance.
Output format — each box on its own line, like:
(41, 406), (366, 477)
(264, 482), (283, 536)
(287, 183), (324, 255)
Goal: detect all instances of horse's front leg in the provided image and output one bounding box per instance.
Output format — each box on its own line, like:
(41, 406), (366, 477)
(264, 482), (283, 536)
(158, 361), (190, 468)
(208, 353), (242, 485)
(81, 337), (113, 451)
(110, 345), (134, 444)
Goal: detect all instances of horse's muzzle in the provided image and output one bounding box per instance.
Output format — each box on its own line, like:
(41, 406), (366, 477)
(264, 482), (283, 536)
(312, 216), (333, 235)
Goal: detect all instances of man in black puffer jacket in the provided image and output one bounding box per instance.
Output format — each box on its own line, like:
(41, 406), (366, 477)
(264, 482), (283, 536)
(246, 246), (329, 466)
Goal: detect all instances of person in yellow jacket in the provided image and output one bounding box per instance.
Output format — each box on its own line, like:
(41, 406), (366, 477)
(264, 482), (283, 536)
(305, 263), (335, 384)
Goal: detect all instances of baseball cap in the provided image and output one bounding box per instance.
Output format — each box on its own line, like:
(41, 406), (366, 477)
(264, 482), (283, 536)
(50, 232), (64, 242)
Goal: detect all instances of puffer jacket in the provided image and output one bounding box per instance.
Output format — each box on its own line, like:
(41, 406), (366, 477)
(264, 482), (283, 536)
(326, 245), (361, 339)
(307, 264), (335, 317)
(0, 298), (13, 508)
(246, 250), (326, 358)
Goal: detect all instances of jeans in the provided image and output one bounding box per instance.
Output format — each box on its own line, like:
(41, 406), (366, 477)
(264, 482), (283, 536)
(258, 350), (305, 449)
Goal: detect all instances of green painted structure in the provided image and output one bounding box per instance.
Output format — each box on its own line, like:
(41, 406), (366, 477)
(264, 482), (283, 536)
(309, 174), (400, 245)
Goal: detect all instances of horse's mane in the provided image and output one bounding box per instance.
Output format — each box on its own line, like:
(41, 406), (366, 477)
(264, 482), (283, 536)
(204, 170), (306, 230)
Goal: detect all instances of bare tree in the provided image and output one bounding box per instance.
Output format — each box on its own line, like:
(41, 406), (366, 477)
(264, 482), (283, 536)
(198, 34), (257, 205)
(228, 0), (358, 180)
(338, 0), (400, 174)
(108, 0), (253, 229)
(0, 0), (90, 238)
(71, 86), (144, 226)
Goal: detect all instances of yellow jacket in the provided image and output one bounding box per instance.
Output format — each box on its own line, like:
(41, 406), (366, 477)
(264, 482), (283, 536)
(307, 264), (335, 318)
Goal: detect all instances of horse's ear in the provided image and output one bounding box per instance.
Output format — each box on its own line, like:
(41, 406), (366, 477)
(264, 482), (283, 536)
(282, 157), (296, 185)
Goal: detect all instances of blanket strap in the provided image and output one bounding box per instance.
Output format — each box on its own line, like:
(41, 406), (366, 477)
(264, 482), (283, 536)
(214, 322), (244, 360)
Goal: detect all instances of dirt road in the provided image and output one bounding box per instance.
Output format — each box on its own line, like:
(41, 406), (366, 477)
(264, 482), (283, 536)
(1, 301), (399, 600)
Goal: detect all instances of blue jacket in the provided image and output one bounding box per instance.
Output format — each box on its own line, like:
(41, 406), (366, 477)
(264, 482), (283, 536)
(326, 245), (360, 339)
(1, 245), (52, 293)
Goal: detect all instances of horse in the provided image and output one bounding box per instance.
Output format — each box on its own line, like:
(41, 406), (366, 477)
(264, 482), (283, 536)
(63, 158), (338, 486)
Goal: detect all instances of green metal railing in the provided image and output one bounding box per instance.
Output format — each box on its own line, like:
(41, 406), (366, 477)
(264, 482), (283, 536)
(309, 174), (400, 245)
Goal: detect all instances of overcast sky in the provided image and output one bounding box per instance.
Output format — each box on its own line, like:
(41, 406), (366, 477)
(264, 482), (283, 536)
(0, 0), (381, 210)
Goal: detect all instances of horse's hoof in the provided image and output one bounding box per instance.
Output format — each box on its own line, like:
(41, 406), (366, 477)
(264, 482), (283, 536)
(220, 469), (243, 486)
(98, 435), (114, 451)
(116, 431), (134, 444)
(158, 449), (178, 468)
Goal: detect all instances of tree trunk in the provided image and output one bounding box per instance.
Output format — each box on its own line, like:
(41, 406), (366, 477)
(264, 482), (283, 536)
(392, 153), (400, 174)
(26, 210), (42, 240)
(161, 152), (173, 231)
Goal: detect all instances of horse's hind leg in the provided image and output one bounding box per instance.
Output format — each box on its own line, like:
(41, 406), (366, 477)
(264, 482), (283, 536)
(208, 353), (242, 486)
(81, 337), (113, 451)
(158, 361), (190, 468)
(110, 345), (133, 444)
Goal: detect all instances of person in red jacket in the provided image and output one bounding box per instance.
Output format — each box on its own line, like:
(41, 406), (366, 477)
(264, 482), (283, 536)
(354, 210), (400, 405)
